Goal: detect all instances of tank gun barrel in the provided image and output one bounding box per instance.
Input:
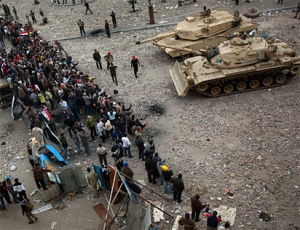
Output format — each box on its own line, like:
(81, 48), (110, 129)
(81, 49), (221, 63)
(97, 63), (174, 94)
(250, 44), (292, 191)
(136, 31), (176, 45)
(155, 43), (206, 56)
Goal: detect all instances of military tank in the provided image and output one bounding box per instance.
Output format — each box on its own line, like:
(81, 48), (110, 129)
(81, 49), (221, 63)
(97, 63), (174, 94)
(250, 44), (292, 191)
(169, 36), (300, 97)
(136, 10), (259, 58)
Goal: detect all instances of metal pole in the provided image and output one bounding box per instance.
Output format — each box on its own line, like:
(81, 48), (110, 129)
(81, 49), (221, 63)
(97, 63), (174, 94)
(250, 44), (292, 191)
(131, 190), (174, 219)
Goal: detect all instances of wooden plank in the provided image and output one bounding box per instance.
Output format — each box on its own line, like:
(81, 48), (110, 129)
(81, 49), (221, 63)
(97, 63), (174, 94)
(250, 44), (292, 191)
(93, 203), (112, 224)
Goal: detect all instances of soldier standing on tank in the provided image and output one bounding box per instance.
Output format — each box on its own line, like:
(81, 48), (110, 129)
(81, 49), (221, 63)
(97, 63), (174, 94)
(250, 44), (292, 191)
(295, 2), (300, 19)
(109, 65), (118, 86)
(110, 11), (117, 28)
(77, 19), (86, 36)
(105, 20), (111, 38)
(131, 56), (140, 78)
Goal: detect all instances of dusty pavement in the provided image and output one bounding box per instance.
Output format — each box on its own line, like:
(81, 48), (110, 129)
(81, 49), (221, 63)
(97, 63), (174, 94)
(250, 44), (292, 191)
(0, 0), (300, 229)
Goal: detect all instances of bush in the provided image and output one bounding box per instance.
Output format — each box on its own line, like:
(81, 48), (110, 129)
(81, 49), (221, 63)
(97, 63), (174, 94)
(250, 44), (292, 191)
(34, 0), (40, 4)
(43, 17), (48, 24)
(39, 9), (44, 17)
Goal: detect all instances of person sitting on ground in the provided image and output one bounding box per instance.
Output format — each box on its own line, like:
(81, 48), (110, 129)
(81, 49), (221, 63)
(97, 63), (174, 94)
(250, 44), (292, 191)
(178, 213), (197, 230)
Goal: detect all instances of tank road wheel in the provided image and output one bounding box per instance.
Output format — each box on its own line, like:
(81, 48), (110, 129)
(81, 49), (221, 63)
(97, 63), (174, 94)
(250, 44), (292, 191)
(245, 7), (261, 18)
(249, 79), (260, 89)
(291, 66), (300, 75)
(211, 86), (221, 96)
(197, 83), (209, 92)
(275, 75), (287, 84)
(262, 77), (273, 87)
(236, 82), (247, 91)
(223, 84), (234, 94)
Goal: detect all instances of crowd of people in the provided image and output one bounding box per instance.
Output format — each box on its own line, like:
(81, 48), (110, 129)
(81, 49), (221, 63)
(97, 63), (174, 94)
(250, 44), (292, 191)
(0, 4), (235, 229)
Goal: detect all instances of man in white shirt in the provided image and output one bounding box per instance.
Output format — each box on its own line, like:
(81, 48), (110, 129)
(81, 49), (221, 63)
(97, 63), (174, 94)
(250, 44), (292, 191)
(59, 99), (68, 111)
(121, 134), (132, 158)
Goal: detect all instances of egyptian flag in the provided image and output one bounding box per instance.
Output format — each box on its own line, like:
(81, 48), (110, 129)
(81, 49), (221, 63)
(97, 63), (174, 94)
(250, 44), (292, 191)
(41, 105), (53, 121)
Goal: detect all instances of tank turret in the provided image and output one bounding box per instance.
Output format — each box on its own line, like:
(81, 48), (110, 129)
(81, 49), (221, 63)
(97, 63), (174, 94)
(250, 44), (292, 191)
(169, 37), (300, 96)
(137, 10), (259, 57)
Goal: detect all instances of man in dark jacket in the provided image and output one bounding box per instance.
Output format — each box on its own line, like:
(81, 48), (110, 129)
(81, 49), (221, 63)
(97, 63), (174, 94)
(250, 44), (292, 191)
(60, 133), (69, 157)
(84, 1), (93, 14)
(145, 155), (157, 184)
(115, 116), (126, 134)
(206, 211), (221, 230)
(121, 161), (134, 182)
(131, 56), (140, 78)
(109, 65), (118, 85)
(191, 194), (206, 222)
(93, 49), (102, 69)
(110, 11), (117, 28)
(32, 162), (52, 190)
(171, 174), (185, 203)
(105, 20), (110, 38)
(135, 136), (145, 159)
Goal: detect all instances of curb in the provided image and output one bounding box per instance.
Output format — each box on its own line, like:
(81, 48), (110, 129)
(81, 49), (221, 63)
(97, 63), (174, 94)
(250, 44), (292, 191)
(51, 5), (298, 42)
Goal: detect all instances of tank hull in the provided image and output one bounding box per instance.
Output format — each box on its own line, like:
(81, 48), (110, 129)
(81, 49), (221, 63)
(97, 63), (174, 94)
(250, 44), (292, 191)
(170, 56), (300, 97)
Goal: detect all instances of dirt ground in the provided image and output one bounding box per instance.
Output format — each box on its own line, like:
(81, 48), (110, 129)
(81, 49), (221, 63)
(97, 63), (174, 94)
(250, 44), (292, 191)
(0, 0), (299, 230)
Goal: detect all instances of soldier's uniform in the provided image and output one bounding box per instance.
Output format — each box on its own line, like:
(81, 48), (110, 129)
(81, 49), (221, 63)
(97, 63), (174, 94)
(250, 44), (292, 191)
(77, 20), (86, 36)
(105, 20), (110, 38)
(110, 11), (117, 28)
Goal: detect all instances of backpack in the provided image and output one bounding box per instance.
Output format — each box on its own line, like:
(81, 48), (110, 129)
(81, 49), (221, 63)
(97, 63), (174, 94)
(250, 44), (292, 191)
(25, 201), (34, 212)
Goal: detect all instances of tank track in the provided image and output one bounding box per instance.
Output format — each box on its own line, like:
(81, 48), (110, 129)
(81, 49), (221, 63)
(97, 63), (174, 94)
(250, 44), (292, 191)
(195, 65), (299, 97)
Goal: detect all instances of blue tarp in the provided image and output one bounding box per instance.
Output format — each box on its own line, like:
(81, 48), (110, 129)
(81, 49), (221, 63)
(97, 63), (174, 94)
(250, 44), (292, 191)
(45, 144), (68, 164)
(93, 165), (107, 189)
(39, 154), (52, 168)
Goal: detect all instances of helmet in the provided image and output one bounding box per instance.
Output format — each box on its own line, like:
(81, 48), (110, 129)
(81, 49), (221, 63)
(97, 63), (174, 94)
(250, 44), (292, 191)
(132, 56), (135, 59)
(123, 161), (128, 167)
(162, 165), (168, 171)
(108, 52), (111, 55)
